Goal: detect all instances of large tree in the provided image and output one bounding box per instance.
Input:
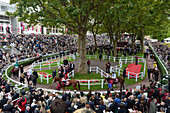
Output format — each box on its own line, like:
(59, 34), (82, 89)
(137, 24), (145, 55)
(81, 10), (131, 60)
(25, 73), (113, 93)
(9, 0), (107, 74)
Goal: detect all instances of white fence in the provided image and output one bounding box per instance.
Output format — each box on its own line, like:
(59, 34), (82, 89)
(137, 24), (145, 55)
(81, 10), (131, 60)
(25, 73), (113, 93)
(110, 57), (146, 82)
(32, 54), (76, 70)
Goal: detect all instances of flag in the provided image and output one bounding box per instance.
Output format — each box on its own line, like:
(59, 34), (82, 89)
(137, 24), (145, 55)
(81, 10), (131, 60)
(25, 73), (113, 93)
(23, 24), (25, 31)
(66, 28), (68, 34)
(28, 27), (30, 31)
(32, 24), (34, 31)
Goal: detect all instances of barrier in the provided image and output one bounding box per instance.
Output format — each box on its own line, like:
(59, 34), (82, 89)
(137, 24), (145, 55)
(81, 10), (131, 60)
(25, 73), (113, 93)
(32, 54), (76, 70)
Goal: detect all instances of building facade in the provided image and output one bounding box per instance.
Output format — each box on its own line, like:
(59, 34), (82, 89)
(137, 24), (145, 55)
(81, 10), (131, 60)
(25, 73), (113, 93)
(0, 1), (66, 35)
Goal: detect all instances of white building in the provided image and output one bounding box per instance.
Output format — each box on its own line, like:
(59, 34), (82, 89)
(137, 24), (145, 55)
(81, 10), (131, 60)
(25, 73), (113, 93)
(0, 1), (65, 35)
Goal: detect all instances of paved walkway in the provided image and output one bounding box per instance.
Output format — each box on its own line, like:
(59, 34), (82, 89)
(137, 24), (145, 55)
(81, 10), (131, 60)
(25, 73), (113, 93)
(14, 45), (160, 91)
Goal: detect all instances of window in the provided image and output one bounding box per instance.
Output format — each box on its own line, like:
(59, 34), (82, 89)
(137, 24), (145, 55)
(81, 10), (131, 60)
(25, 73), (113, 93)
(4, 16), (9, 20)
(1, 5), (7, 11)
(0, 16), (3, 19)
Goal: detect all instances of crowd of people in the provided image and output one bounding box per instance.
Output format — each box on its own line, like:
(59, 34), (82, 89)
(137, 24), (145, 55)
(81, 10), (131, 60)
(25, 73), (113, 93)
(0, 75), (169, 113)
(0, 34), (76, 73)
(150, 42), (170, 70)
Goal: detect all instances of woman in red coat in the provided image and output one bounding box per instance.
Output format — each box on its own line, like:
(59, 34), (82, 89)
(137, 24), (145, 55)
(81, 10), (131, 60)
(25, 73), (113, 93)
(17, 97), (27, 113)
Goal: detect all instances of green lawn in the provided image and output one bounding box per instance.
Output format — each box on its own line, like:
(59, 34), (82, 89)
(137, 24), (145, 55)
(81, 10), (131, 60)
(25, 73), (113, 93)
(70, 73), (105, 79)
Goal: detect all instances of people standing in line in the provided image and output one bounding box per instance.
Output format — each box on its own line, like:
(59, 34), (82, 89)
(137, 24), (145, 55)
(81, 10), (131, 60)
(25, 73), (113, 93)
(20, 65), (24, 74)
(87, 60), (90, 73)
(69, 62), (75, 71)
(106, 61), (111, 73)
(99, 53), (102, 61)
(123, 67), (126, 79)
(154, 68), (159, 81)
(147, 66), (151, 80)
(135, 56), (139, 65)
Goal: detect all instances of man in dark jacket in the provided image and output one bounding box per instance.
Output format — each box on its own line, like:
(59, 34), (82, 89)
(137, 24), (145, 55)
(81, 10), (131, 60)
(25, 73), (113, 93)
(3, 100), (13, 112)
(1, 95), (8, 106)
(123, 67), (126, 78)
(147, 66), (151, 80)
(5, 82), (10, 93)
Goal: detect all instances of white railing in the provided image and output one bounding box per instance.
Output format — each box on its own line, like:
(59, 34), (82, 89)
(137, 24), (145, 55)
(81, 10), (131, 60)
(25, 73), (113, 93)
(103, 55), (144, 63)
(90, 67), (112, 78)
(76, 79), (105, 89)
(67, 70), (75, 78)
(32, 54), (76, 70)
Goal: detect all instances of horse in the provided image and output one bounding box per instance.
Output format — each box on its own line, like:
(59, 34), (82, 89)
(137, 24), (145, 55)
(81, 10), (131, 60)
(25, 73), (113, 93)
(24, 72), (37, 88)
(104, 76), (125, 90)
(53, 77), (80, 91)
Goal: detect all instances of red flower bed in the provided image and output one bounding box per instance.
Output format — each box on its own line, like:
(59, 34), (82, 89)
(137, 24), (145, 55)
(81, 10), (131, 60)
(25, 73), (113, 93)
(44, 75), (52, 78)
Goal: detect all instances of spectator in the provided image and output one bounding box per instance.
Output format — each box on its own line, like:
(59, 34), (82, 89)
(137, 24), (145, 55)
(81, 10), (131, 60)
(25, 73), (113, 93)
(50, 99), (67, 113)
(123, 67), (126, 78)
(52, 69), (56, 79)
(87, 60), (90, 73)
(3, 100), (13, 112)
(147, 66), (151, 80)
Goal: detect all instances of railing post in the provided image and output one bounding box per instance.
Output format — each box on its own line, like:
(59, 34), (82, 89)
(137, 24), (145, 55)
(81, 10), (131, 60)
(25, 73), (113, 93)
(42, 59), (43, 63)
(32, 63), (33, 69)
(118, 69), (120, 76)
(96, 67), (98, 74)
(40, 63), (41, 71)
(47, 75), (49, 84)
(115, 66), (118, 72)
(41, 74), (42, 83)
(103, 55), (105, 60)
(68, 73), (70, 78)
(38, 60), (39, 65)
(89, 55), (91, 59)
(128, 72), (130, 79)
(101, 79), (104, 89)
(101, 70), (103, 78)
(110, 67), (112, 74)
(109, 56), (110, 61)
(136, 74), (138, 82)
(141, 72), (143, 79)
(51, 57), (52, 61)
(90, 67), (91, 72)
(114, 57), (115, 62)
(73, 70), (74, 77)
(88, 80), (90, 89)
(95, 55), (97, 59)
(131, 57), (133, 63)
(46, 58), (48, 61)
(55, 56), (56, 59)
(125, 57), (127, 64)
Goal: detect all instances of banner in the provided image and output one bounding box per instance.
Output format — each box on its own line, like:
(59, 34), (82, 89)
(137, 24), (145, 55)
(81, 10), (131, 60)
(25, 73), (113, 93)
(18, 28), (20, 32)
(28, 27), (30, 31)
(23, 24), (25, 31)
(40, 27), (42, 32)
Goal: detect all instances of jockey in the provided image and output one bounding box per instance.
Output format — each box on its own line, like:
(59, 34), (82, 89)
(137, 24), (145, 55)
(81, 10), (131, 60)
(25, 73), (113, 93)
(153, 61), (157, 70)
(112, 71), (116, 83)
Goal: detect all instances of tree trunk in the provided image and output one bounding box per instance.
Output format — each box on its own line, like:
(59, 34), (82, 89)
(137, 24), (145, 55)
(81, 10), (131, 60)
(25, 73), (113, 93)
(113, 40), (117, 57)
(93, 34), (97, 48)
(140, 28), (144, 53)
(78, 38), (80, 53)
(78, 34), (87, 74)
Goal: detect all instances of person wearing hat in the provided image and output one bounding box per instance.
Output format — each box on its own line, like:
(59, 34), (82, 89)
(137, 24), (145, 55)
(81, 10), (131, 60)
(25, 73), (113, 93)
(153, 61), (157, 70)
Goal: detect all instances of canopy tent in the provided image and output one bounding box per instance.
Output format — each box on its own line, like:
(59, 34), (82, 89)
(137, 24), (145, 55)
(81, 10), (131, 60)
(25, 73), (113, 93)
(163, 37), (170, 43)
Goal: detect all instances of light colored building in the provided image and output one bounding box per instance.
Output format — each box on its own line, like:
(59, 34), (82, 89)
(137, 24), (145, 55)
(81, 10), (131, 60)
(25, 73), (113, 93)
(0, 1), (66, 35)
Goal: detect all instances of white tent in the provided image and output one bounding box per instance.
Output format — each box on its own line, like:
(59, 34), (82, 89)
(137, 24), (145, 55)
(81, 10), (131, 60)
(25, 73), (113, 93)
(24, 30), (40, 34)
(164, 37), (170, 43)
